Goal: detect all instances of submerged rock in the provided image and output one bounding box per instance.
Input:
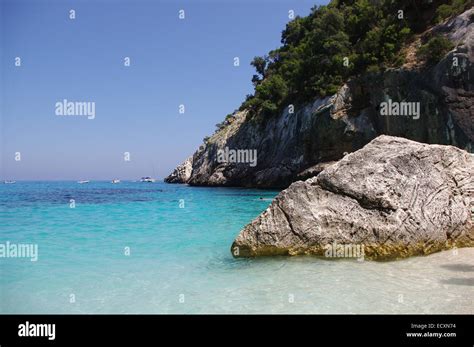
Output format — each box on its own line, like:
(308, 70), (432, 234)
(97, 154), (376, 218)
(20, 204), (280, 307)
(231, 135), (474, 260)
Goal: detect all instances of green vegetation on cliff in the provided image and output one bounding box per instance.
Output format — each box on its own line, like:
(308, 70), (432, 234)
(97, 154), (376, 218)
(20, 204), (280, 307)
(417, 34), (454, 64)
(240, 0), (473, 122)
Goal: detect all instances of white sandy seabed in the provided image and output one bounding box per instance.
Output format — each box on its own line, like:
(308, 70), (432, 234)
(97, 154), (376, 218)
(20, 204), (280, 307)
(205, 247), (474, 314)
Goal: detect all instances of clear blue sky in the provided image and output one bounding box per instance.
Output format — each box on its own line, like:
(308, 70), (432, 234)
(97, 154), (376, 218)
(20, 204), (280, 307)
(1, 0), (327, 180)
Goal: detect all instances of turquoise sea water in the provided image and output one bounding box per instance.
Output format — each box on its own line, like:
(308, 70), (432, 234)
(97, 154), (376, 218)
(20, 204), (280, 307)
(1, 181), (473, 314)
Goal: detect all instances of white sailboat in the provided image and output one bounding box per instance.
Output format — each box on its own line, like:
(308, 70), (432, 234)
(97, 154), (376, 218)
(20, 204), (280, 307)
(140, 176), (155, 183)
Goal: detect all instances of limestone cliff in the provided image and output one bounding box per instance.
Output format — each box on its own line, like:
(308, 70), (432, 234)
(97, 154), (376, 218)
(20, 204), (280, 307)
(165, 8), (473, 188)
(164, 156), (193, 183)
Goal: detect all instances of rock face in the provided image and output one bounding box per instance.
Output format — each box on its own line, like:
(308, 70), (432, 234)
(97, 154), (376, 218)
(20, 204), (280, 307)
(166, 9), (474, 188)
(164, 156), (193, 183)
(231, 136), (474, 260)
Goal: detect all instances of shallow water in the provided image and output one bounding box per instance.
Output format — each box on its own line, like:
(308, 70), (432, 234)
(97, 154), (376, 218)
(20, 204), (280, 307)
(1, 181), (473, 313)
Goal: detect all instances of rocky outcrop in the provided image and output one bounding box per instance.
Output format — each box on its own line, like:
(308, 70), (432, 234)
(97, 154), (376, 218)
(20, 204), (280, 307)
(164, 156), (193, 183)
(166, 8), (474, 188)
(170, 86), (377, 188)
(231, 135), (474, 260)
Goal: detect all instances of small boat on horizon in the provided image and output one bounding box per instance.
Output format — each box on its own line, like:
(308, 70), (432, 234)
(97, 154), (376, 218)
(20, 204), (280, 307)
(111, 179), (121, 184)
(3, 180), (16, 184)
(77, 180), (90, 184)
(140, 177), (156, 183)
